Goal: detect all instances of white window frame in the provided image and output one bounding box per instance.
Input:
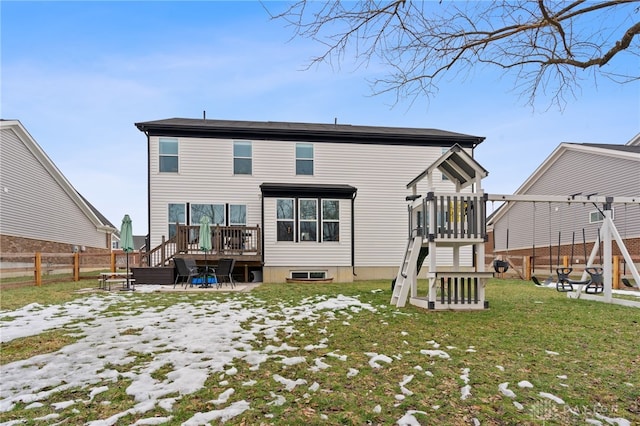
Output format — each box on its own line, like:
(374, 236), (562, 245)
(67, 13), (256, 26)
(159, 138), (179, 173)
(233, 141), (252, 175)
(321, 199), (339, 242)
(589, 208), (614, 224)
(290, 271), (327, 280)
(298, 198), (318, 242)
(276, 198), (295, 242)
(295, 143), (314, 175)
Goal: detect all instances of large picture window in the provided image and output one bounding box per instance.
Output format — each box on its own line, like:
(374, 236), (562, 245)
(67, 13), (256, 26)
(168, 203), (185, 238)
(159, 138), (179, 173)
(277, 199), (294, 241)
(233, 141), (252, 175)
(296, 143), (314, 175)
(191, 204), (225, 225)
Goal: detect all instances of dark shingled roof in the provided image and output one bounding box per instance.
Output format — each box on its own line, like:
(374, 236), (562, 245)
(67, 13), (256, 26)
(135, 118), (485, 148)
(574, 143), (640, 154)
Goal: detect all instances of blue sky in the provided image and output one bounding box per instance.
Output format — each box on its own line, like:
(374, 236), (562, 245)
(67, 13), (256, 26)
(2, 1), (639, 234)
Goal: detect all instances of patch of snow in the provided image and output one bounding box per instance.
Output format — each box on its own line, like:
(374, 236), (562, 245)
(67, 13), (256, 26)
(267, 392), (286, 406)
(498, 382), (516, 398)
(545, 350), (560, 356)
(513, 401), (524, 410)
(209, 388), (234, 405)
(460, 385), (472, 400)
(397, 410), (427, 425)
(496, 365), (505, 371)
(273, 374), (307, 391)
(539, 392), (564, 404)
(420, 349), (450, 359)
(279, 356), (306, 366)
(365, 352), (393, 369)
(181, 400), (250, 425)
(373, 404), (381, 413)
(347, 368), (359, 378)
(518, 380), (534, 388)
(593, 413), (631, 426)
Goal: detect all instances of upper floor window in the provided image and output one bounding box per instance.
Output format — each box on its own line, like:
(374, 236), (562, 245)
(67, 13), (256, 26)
(233, 141), (252, 175)
(296, 143), (314, 175)
(159, 138), (179, 173)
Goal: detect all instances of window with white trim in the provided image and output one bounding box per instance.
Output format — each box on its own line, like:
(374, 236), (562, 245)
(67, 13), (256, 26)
(159, 138), (179, 173)
(296, 143), (314, 175)
(589, 208), (614, 224)
(191, 203), (225, 226)
(229, 204), (247, 225)
(322, 199), (339, 241)
(168, 203), (186, 238)
(233, 141), (252, 175)
(291, 271), (326, 279)
(299, 199), (317, 241)
(277, 199), (295, 241)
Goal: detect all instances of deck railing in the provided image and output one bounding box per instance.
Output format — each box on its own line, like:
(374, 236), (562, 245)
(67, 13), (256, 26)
(143, 225), (262, 267)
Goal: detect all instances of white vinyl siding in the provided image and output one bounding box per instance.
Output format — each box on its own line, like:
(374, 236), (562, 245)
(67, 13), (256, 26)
(147, 135), (473, 268)
(493, 148), (640, 252)
(0, 126), (107, 248)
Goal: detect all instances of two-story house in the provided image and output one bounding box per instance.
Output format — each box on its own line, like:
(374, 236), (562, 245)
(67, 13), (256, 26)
(135, 118), (485, 283)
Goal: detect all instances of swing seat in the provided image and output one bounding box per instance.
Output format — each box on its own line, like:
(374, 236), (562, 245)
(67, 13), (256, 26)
(555, 267), (590, 292)
(493, 259), (509, 273)
(584, 267), (604, 294)
(556, 268), (574, 292)
(621, 278), (636, 288)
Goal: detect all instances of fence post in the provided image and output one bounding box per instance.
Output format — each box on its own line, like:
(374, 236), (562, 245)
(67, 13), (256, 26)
(111, 252), (116, 272)
(35, 252), (42, 287)
(74, 252), (80, 281)
(613, 255), (620, 289)
(524, 256), (531, 281)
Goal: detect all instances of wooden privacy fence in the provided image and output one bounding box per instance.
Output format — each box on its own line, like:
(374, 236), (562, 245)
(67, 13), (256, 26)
(0, 251), (139, 287)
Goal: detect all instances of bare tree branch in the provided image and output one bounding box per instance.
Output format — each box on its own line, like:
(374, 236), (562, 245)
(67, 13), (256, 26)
(265, 0), (640, 109)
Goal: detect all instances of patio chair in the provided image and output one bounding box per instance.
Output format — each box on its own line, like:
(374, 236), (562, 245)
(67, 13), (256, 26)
(174, 257), (201, 288)
(216, 258), (236, 289)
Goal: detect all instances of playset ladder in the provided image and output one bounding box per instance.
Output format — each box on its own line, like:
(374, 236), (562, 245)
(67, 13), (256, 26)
(391, 233), (422, 307)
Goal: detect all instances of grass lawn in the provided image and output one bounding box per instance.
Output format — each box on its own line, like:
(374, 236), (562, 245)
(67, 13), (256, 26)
(1, 279), (639, 425)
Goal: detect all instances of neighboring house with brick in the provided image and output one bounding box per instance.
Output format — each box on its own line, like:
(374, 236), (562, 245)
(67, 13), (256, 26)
(135, 117), (485, 283)
(0, 120), (117, 254)
(489, 134), (640, 273)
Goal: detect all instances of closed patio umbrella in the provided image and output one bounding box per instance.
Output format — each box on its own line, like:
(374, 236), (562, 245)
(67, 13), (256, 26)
(120, 214), (134, 290)
(199, 216), (212, 287)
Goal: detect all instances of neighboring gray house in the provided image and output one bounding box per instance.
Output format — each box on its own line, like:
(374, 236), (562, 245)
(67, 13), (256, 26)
(135, 118), (485, 283)
(489, 135), (640, 272)
(0, 120), (116, 254)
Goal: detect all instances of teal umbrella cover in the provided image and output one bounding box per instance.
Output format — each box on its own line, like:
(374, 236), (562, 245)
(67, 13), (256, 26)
(120, 214), (134, 290)
(120, 214), (134, 253)
(199, 216), (212, 252)
(199, 216), (212, 287)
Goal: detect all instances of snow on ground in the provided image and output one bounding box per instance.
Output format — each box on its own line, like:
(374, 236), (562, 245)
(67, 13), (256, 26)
(0, 289), (634, 425)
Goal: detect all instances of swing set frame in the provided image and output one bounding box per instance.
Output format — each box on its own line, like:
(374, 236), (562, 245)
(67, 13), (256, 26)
(488, 193), (640, 308)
